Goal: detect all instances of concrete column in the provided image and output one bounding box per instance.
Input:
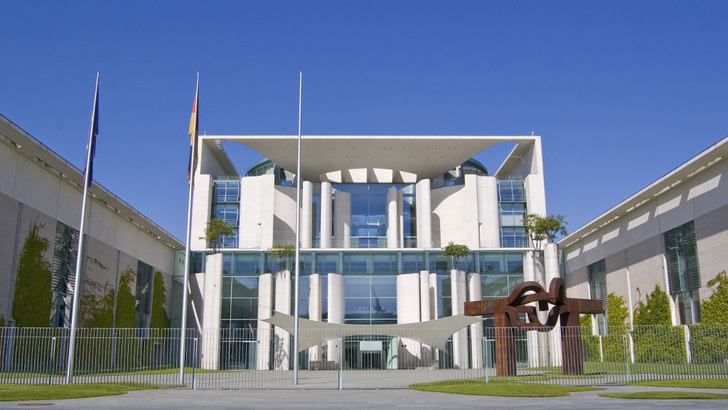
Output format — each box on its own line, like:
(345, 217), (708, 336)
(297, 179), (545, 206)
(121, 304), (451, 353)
(397, 273), (422, 369)
(257, 273), (273, 370)
(429, 273), (439, 320)
(327, 273), (345, 363)
(274, 270), (292, 370)
(544, 242), (562, 366)
(416, 179), (432, 248)
(200, 253), (223, 370)
(464, 175), (480, 249)
(419, 271), (432, 322)
(450, 269), (468, 369)
(334, 190), (351, 248)
(478, 176), (500, 248)
(387, 187), (399, 248)
(307, 273), (322, 363)
(320, 182), (332, 248)
(468, 273), (483, 369)
(301, 181), (313, 248)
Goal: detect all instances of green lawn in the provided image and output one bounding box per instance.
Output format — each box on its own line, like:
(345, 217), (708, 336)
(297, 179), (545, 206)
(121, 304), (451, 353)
(600, 391), (728, 400)
(632, 378), (728, 389)
(0, 383), (157, 402)
(410, 379), (602, 397)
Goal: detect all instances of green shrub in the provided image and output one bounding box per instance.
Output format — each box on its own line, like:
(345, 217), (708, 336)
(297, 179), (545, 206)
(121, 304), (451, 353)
(12, 222), (53, 327)
(701, 271), (728, 324)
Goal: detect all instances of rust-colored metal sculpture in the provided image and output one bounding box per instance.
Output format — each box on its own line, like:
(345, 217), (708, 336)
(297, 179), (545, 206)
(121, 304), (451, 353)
(464, 278), (602, 376)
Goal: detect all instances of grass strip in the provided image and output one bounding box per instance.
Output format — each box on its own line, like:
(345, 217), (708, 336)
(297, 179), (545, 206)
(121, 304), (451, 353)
(411, 379), (601, 397)
(600, 391), (728, 400)
(0, 383), (157, 402)
(632, 378), (728, 389)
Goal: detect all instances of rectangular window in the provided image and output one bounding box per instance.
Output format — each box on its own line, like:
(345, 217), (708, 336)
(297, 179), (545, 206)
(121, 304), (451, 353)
(588, 259), (607, 333)
(212, 180), (241, 248)
(497, 180), (527, 248)
(664, 221), (701, 324)
(136, 260), (154, 328)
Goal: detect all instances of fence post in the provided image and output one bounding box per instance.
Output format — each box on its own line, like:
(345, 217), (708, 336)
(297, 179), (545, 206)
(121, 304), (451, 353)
(683, 325), (692, 364)
(623, 334), (630, 384)
(48, 337), (56, 385)
(192, 337), (198, 390)
(337, 337), (343, 390)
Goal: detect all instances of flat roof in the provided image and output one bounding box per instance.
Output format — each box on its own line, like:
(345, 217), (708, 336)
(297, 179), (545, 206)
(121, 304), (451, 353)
(204, 135), (539, 182)
(0, 113), (184, 250)
(559, 135), (728, 248)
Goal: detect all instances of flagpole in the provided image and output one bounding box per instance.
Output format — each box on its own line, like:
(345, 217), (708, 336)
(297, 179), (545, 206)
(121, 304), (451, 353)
(179, 72), (199, 384)
(293, 71), (303, 384)
(66, 72), (100, 384)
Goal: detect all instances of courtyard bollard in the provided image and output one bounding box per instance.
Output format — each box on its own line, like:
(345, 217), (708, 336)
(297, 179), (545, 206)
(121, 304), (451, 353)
(48, 337), (56, 385)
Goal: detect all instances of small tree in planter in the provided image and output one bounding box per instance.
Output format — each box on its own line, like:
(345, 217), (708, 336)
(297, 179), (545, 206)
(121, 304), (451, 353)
(204, 218), (234, 253)
(444, 242), (469, 271)
(268, 243), (295, 274)
(525, 213), (568, 250)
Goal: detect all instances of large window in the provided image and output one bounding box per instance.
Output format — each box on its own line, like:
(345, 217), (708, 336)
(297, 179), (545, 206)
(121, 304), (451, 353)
(664, 221), (701, 324)
(51, 222), (80, 328)
(135, 261), (154, 328)
(212, 179), (240, 248)
(588, 259), (607, 333)
(497, 180), (527, 248)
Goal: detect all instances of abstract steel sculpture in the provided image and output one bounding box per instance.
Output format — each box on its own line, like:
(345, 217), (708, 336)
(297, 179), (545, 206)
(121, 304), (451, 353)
(464, 278), (602, 376)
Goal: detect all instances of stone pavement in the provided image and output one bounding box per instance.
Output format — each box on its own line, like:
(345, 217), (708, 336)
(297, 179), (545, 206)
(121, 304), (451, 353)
(1, 385), (728, 409)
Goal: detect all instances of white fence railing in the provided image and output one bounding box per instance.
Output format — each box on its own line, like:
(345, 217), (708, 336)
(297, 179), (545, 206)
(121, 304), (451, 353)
(1, 324), (726, 389)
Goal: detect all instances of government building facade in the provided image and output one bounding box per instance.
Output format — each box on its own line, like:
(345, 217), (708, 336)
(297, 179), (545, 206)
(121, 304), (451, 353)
(184, 134), (560, 371)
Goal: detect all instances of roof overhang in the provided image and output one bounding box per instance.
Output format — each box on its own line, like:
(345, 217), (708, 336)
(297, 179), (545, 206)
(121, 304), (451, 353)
(205, 135), (539, 182)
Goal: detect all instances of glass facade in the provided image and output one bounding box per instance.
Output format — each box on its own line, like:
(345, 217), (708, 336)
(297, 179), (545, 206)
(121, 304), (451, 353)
(497, 179), (528, 247)
(211, 179), (240, 248)
(588, 259), (607, 333)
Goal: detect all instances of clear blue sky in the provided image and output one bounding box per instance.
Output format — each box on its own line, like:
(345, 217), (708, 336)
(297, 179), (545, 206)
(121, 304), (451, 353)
(2, 1), (727, 242)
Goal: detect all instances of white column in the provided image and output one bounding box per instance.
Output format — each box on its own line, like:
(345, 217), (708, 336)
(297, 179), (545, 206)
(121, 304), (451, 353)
(464, 175), (480, 249)
(416, 179), (432, 248)
(544, 242), (562, 366)
(257, 273), (273, 370)
(387, 187), (399, 248)
(429, 273), (439, 320)
(301, 181), (313, 248)
(478, 176), (500, 248)
(334, 190), (351, 248)
(327, 273), (345, 363)
(419, 271), (432, 322)
(200, 253), (223, 370)
(450, 269), (468, 369)
(320, 182), (332, 248)
(308, 273), (322, 363)
(468, 273), (483, 369)
(274, 270), (292, 370)
(397, 273), (422, 369)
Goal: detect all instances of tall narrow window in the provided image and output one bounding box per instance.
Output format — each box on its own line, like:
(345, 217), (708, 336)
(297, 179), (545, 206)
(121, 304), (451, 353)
(136, 261), (154, 328)
(588, 259), (607, 333)
(497, 180), (527, 248)
(664, 221), (701, 324)
(212, 179), (240, 248)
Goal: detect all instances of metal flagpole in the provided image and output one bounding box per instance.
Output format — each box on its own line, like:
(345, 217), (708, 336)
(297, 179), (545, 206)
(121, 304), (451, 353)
(293, 71), (303, 384)
(180, 72), (199, 384)
(66, 72), (100, 384)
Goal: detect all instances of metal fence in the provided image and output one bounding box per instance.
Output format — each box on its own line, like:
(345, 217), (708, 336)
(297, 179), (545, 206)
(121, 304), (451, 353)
(0, 324), (726, 389)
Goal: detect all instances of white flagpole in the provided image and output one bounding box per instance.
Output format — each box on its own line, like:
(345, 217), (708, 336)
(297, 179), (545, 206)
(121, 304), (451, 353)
(66, 72), (100, 384)
(293, 71), (303, 384)
(179, 72), (199, 384)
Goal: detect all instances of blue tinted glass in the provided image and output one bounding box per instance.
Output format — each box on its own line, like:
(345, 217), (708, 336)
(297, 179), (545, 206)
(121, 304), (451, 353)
(402, 253), (424, 273)
(480, 253), (504, 274)
(372, 253), (396, 274)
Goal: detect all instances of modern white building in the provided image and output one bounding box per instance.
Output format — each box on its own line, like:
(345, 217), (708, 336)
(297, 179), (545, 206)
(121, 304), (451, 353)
(560, 136), (728, 329)
(0, 113), (183, 329)
(185, 134), (561, 370)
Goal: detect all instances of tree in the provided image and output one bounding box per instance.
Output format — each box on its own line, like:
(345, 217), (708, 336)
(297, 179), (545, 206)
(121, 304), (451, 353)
(150, 271), (170, 329)
(525, 214), (568, 249)
(633, 285), (671, 326)
(12, 222), (53, 327)
(268, 243), (295, 272)
(115, 268), (137, 328)
(443, 242), (469, 270)
(701, 271), (728, 324)
(205, 218), (234, 253)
